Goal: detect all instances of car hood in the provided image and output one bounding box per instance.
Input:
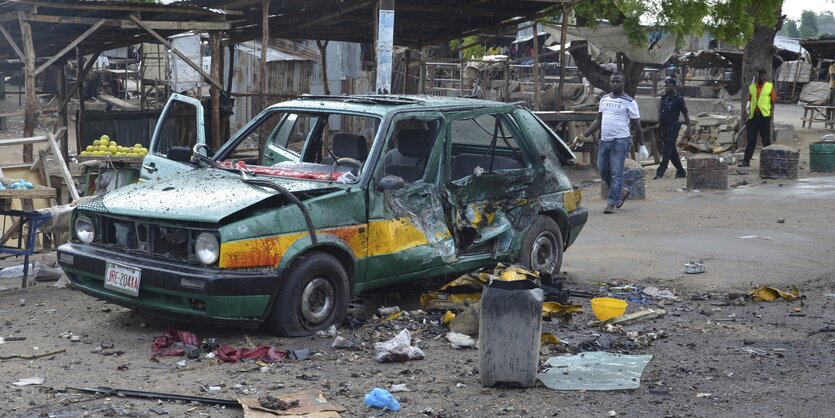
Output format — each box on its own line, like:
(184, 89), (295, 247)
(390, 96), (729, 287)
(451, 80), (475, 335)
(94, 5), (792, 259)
(81, 169), (342, 223)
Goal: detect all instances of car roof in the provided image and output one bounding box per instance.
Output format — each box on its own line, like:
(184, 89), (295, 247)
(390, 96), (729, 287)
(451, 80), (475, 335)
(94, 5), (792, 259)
(266, 94), (518, 116)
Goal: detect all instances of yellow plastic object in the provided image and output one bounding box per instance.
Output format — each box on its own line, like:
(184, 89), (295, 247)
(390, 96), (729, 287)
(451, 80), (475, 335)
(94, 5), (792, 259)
(590, 297), (628, 321)
(442, 310), (456, 325)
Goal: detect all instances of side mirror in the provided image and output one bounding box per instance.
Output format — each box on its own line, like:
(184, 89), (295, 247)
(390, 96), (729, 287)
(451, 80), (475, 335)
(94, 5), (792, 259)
(378, 175), (406, 190)
(166, 146), (192, 163)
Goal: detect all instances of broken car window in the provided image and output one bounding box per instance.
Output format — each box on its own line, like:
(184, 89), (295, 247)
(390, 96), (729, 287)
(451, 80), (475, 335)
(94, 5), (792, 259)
(449, 113), (528, 181)
(380, 119), (441, 183)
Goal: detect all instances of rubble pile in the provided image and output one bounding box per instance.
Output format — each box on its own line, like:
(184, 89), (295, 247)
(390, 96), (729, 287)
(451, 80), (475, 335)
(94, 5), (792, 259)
(681, 112), (740, 153)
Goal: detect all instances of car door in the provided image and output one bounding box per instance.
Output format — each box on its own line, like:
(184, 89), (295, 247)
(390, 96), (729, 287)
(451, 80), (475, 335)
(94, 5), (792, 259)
(140, 93), (205, 180)
(361, 113), (456, 287)
(442, 109), (538, 255)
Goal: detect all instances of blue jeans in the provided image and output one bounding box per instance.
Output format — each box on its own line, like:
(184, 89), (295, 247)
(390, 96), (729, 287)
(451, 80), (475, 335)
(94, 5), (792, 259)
(598, 136), (632, 206)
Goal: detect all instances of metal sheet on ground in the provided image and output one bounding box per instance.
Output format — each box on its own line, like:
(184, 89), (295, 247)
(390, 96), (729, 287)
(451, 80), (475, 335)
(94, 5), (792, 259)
(536, 351), (652, 391)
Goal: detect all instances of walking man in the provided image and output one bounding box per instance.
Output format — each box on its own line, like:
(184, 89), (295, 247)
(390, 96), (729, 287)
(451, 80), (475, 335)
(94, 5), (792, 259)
(575, 71), (648, 214)
(739, 68), (776, 167)
(654, 77), (690, 180)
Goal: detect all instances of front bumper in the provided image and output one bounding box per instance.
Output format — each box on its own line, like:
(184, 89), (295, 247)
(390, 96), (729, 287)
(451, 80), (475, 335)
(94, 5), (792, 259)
(565, 207), (588, 248)
(57, 242), (282, 328)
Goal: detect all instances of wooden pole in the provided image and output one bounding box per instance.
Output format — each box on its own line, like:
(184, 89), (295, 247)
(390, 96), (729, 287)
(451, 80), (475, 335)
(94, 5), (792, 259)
(316, 40), (330, 95)
(209, 31), (222, 150)
(258, 0), (270, 161)
(557, 6), (569, 110)
(58, 60), (69, 163)
(402, 48), (410, 94)
(260, 0), (269, 111)
(76, 48), (86, 154)
(19, 11), (36, 163)
(419, 46), (426, 94)
(128, 15), (222, 90)
(532, 22), (541, 111)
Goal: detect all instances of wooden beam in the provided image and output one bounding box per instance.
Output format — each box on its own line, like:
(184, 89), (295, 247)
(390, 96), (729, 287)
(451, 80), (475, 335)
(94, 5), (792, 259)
(76, 48), (85, 156)
(209, 31), (222, 150)
(0, 135), (47, 146)
(0, 21), (25, 60)
(19, 10), (36, 163)
(57, 50), (100, 115)
(34, 18), (105, 76)
(9, 0), (233, 16)
(46, 128), (80, 201)
(119, 20), (230, 31)
(257, 0), (270, 161)
(129, 15), (223, 90)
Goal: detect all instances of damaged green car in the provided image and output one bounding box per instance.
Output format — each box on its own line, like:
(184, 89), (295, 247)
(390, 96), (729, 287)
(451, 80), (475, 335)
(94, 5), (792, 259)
(57, 94), (587, 336)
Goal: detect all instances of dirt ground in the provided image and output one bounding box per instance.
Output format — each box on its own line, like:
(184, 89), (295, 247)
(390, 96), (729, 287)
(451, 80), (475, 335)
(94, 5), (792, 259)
(1, 100), (834, 418)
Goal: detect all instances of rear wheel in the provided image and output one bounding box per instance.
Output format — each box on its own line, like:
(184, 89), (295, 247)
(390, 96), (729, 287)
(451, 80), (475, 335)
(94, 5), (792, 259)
(517, 215), (563, 276)
(265, 251), (349, 337)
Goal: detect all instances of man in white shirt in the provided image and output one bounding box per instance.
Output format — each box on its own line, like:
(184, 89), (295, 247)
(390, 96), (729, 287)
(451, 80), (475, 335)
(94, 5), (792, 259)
(575, 71), (648, 214)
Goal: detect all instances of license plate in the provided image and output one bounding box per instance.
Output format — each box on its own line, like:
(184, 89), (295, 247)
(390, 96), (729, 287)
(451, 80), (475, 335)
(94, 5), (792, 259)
(104, 261), (141, 297)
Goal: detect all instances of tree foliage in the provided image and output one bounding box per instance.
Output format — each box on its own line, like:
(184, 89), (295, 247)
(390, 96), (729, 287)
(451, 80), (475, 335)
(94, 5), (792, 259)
(819, 11), (835, 36)
(799, 10), (819, 38)
(449, 36), (487, 60)
(574, 0), (783, 47)
(779, 19), (800, 38)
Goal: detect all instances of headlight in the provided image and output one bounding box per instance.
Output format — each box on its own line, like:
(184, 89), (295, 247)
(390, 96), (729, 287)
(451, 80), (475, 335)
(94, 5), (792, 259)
(75, 216), (95, 243)
(195, 232), (219, 265)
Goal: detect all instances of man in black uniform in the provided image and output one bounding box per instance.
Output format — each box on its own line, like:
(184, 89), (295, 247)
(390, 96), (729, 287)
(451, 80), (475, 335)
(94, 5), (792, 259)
(654, 77), (690, 180)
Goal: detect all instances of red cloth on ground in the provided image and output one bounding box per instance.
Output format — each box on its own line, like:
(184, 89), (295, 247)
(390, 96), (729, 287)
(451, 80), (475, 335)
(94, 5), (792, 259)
(213, 344), (288, 363)
(151, 328), (199, 356)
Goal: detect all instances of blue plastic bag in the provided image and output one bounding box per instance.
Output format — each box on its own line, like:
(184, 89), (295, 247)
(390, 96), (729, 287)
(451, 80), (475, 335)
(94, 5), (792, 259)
(363, 387), (401, 412)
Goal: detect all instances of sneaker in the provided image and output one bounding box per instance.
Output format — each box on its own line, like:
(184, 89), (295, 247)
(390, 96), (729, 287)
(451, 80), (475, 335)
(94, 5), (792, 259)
(675, 171), (687, 179)
(653, 174), (663, 180)
(738, 162), (750, 167)
(616, 188), (630, 208)
(604, 205), (615, 214)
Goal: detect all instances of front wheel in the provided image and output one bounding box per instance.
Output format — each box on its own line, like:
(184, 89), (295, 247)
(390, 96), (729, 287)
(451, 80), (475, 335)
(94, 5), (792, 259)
(265, 252), (349, 337)
(517, 215), (564, 276)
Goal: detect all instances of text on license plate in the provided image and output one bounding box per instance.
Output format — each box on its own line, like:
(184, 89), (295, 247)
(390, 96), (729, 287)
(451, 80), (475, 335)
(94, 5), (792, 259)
(104, 261), (142, 297)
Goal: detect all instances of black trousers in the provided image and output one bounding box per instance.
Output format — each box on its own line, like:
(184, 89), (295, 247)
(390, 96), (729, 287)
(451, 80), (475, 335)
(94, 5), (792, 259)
(656, 122), (685, 177)
(744, 113), (771, 163)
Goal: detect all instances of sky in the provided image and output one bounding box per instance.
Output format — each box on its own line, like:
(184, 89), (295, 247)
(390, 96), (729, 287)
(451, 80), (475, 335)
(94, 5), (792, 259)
(782, 0), (834, 21)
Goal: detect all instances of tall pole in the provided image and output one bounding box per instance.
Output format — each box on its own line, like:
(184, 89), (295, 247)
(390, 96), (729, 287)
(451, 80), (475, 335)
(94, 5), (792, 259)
(375, 0), (394, 94)
(316, 40), (330, 95)
(19, 10), (36, 162)
(557, 5), (569, 110)
(76, 48), (85, 154)
(209, 31), (222, 150)
(258, 0), (270, 160)
(532, 22), (540, 111)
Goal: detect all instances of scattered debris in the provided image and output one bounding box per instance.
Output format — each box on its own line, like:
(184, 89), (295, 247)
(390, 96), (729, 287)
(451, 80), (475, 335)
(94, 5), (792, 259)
(696, 392), (713, 398)
(68, 386), (239, 407)
(0, 348), (65, 360)
(591, 308), (667, 326)
(777, 218), (786, 223)
(363, 388), (401, 412)
(331, 335), (362, 351)
(683, 261), (706, 274)
(374, 329), (424, 363)
(738, 235), (775, 241)
(13, 377), (44, 386)
(749, 286), (802, 302)
(316, 325), (338, 338)
(642, 287), (679, 300)
(536, 352), (653, 390)
(258, 394), (299, 410)
(808, 326), (835, 337)
(389, 384), (411, 393)
(446, 332), (475, 349)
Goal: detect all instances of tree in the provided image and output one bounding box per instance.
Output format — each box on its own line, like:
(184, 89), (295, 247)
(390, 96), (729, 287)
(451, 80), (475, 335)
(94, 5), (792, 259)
(816, 11), (835, 36)
(799, 10), (819, 38)
(569, 0), (783, 97)
(779, 19), (800, 38)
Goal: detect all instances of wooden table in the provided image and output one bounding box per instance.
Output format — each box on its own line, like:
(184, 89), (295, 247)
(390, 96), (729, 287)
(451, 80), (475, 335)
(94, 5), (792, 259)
(801, 105), (835, 129)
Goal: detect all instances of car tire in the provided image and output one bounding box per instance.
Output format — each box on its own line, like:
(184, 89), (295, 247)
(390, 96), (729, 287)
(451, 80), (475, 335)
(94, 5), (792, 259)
(265, 251), (349, 337)
(517, 215), (563, 276)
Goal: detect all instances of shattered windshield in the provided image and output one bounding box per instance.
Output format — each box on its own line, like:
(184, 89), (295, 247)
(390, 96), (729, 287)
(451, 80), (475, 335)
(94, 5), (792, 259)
(219, 111), (381, 183)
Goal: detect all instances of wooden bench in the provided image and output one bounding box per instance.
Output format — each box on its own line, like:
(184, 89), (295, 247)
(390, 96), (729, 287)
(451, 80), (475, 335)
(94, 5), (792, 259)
(801, 105), (835, 129)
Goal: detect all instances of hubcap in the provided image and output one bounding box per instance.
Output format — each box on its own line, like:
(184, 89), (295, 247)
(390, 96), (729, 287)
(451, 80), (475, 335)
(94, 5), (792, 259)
(300, 277), (335, 326)
(530, 231), (557, 272)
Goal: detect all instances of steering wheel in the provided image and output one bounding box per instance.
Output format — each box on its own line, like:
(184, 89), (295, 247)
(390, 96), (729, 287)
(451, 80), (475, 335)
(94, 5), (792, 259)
(335, 157), (362, 170)
(191, 143), (225, 170)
